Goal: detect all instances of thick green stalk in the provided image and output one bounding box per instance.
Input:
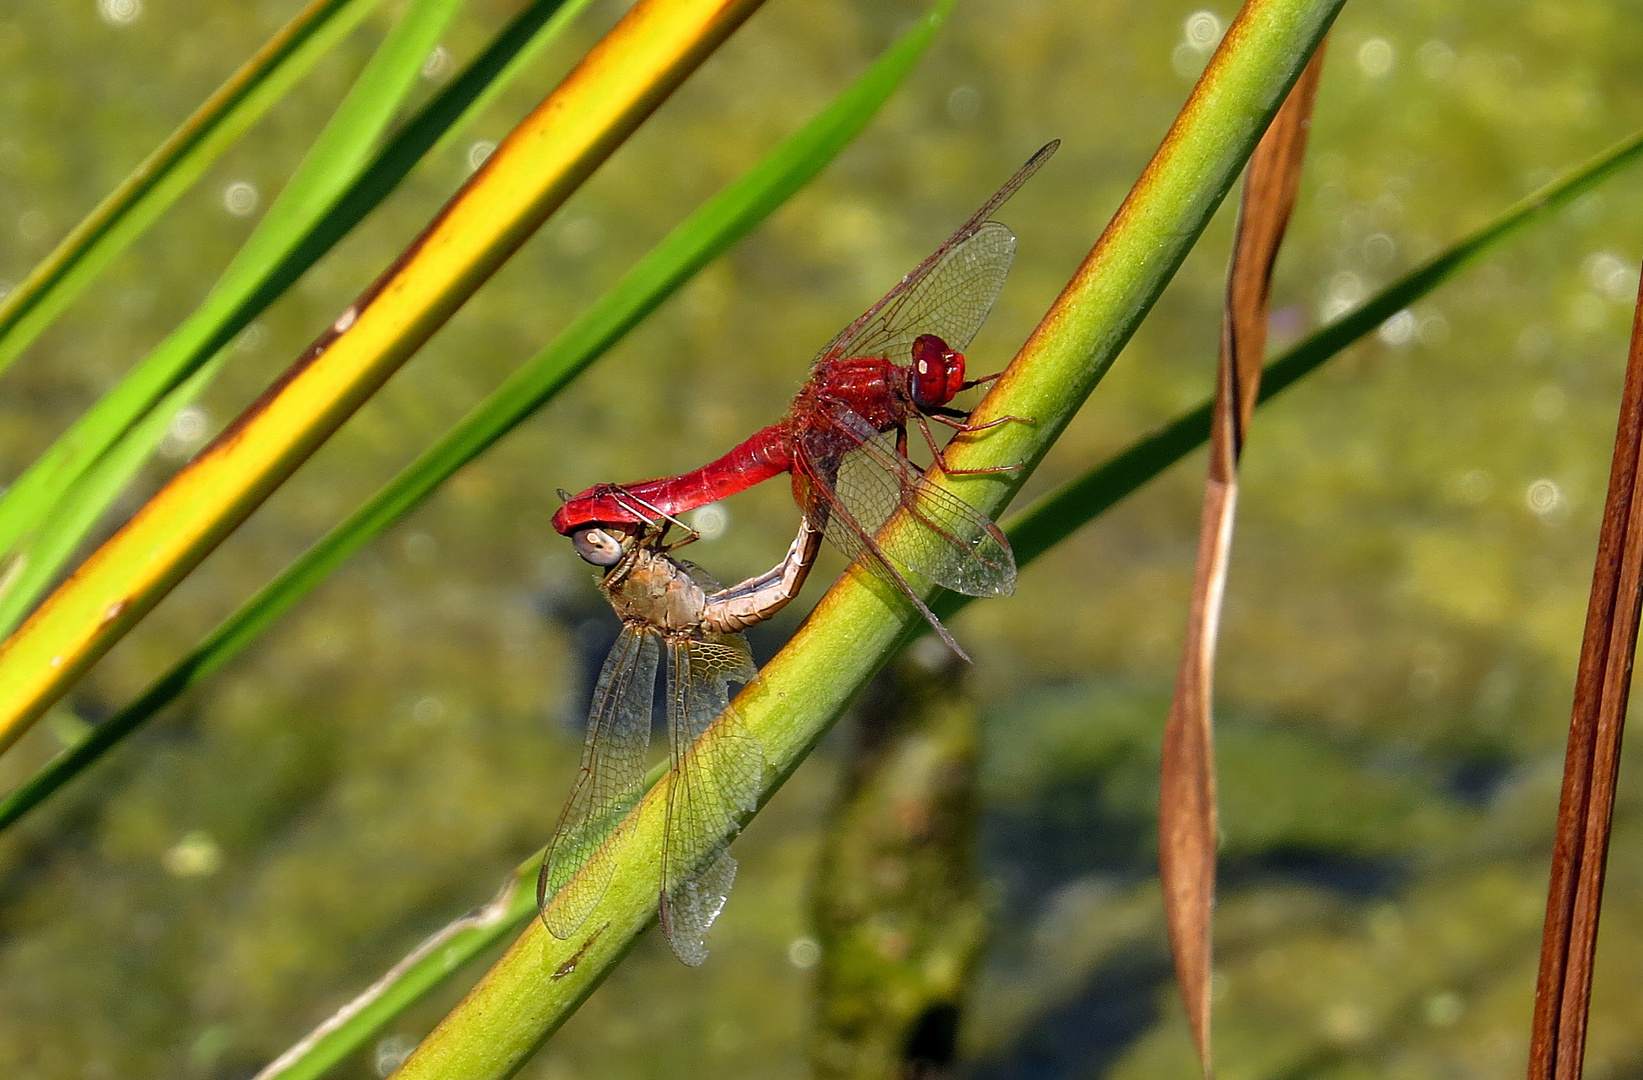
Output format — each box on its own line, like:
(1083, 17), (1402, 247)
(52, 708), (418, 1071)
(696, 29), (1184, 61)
(973, 125), (1643, 592)
(387, 3), (1341, 1078)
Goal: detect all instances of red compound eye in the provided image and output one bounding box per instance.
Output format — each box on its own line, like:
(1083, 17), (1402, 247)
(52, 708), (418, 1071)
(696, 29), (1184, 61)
(910, 333), (963, 409)
(571, 527), (627, 566)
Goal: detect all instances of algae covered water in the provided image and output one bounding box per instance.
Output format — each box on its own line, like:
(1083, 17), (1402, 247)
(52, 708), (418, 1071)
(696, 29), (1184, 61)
(1, 1), (1642, 1076)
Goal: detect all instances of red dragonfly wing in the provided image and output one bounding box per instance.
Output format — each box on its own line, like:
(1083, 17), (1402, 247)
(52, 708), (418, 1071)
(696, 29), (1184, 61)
(813, 140), (1057, 368)
(539, 625), (659, 939)
(659, 631), (763, 966)
(798, 400), (1017, 598)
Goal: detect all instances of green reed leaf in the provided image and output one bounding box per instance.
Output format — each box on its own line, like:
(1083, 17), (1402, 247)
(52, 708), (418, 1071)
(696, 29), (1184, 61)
(0, 12), (949, 1076)
(386, 3), (1340, 1076)
(0, 0), (384, 379)
(0, 0), (591, 633)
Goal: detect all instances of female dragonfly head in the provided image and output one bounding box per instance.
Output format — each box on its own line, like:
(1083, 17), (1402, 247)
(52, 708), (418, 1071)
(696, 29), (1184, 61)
(569, 525), (630, 567)
(556, 485), (643, 567)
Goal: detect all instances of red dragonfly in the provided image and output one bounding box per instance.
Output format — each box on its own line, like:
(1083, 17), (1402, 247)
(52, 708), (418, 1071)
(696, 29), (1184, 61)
(552, 142), (1058, 658)
(540, 517), (821, 965)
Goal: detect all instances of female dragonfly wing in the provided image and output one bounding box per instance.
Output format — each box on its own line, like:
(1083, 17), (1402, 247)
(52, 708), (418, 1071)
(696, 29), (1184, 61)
(813, 140), (1056, 368)
(662, 849), (739, 969)
(539, 626), (660, 940)
(658, 632), (762, 966)
(799, 400), (1017, 598)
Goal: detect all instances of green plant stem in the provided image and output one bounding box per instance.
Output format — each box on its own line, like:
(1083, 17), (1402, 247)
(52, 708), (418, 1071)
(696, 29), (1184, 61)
(234, 113), (1643, 1080)
(965, 124), (1643, 599)
(387, 3), (1340, 1077)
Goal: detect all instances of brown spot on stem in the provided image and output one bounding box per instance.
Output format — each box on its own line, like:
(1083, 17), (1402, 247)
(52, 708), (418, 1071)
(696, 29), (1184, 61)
(551, 921), (609, 980)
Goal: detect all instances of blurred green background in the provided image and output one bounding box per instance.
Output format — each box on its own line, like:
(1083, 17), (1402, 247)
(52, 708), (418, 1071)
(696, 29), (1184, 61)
(3, 0), (1643, 1077)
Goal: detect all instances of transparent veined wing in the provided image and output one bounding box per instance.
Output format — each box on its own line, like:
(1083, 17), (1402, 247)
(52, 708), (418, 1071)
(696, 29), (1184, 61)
(813, 222), (1015, 369)
(661, 850), (739, 968)
(811, 141), (1057, 368)
(796, 400), (1016, 599)
(538, 626), (659, 939)
(658, 632), (763, 966)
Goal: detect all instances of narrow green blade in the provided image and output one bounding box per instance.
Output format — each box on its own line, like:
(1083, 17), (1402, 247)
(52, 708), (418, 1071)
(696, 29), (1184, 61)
(0, 0), (385, 378)
(967, 126), (1643, 602)
(0, 0), (591, 632)
(0, 0), (942, 1001)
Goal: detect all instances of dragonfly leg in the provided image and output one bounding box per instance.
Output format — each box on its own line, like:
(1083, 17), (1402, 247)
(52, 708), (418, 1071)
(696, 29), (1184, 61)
(608, 487), (701, 547)
(929, 408), (1035, 433)
(959, 370), (1003, 391)
(658, 520), (702, 552)
(919, 414), (1026, 476)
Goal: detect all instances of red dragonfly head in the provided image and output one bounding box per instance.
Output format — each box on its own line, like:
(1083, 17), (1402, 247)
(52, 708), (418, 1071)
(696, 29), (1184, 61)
(908, 333), (966, 411)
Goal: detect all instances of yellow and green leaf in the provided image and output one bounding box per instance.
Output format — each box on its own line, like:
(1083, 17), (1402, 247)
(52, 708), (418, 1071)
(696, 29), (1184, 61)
(0, 0), (767, 751)
(0, 0), (595, 632)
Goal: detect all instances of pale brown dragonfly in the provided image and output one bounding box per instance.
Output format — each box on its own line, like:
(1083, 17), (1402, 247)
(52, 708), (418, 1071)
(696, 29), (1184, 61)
(538, 516), (821, 964)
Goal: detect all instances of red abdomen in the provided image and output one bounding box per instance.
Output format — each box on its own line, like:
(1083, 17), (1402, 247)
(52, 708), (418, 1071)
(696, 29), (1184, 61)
(552, 425), (793, 535)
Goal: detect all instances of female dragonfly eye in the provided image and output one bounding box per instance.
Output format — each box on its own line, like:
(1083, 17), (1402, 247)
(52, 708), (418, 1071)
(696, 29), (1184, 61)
(572, 527), (626, 566)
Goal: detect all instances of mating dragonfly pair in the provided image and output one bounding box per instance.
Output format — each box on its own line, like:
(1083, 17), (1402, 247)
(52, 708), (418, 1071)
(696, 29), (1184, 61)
(539, 141), (1058, 965)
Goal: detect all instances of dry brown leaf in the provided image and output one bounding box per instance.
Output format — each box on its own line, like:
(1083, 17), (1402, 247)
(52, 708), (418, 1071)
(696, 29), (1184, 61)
(1158, 43), (1326, 1079)
(1527, 265), (1643, 1080)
